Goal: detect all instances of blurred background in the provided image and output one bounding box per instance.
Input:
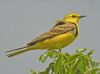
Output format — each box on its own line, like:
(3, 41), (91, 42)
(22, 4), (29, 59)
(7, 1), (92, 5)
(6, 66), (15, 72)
(0, 0), (100, 74)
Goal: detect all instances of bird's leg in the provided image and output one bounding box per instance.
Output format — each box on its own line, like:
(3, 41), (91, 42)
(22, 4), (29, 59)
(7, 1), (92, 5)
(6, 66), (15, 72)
(59, 49), (61, 53)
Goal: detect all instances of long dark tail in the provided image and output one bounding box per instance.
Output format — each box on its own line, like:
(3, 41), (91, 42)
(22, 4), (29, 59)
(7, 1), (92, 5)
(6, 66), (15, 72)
(6, 46), (31, 57)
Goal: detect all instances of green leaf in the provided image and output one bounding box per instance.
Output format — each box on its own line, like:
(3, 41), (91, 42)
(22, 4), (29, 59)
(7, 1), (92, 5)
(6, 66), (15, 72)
(77, 48), (87, 53)
(86, 68), (100, 74)
(93, 62), (100, 67)
(67, 53), (81, 64)
(39, 52), (48, 63)
(38, 62), (54, 74)
(31, 48), (100, 74)
(48, 51), (60, 58)
(87, 49), (95, 56)
(91, 68), (100, 74)
(65, 52), (70, 57)
(69, 59), (80, 74)
(78, 56), (88, 73)
(31, 70), (36, 74)
(54, 56), (64, 74)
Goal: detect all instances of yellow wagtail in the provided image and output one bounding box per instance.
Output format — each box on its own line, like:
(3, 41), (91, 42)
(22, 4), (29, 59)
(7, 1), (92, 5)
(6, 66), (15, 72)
(6, 13), (86, 57)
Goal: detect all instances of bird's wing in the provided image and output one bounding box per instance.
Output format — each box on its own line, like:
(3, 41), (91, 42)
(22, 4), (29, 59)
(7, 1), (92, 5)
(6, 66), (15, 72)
(27, 22), (74, 46)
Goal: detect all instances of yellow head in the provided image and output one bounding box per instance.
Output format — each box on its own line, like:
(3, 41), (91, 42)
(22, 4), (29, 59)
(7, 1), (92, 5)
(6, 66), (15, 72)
(64, 13), (86, 24)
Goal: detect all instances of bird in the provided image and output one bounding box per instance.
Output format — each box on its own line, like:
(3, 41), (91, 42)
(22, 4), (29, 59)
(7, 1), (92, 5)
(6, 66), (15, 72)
(6, 13), (86, 57)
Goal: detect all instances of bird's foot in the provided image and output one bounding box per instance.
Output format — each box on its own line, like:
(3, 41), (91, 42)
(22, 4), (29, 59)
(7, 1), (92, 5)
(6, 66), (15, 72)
(59, 49), (61, 53)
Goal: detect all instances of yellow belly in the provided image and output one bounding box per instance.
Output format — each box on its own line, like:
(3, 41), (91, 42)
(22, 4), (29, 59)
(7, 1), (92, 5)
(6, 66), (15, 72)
(33, 32), (76, 50)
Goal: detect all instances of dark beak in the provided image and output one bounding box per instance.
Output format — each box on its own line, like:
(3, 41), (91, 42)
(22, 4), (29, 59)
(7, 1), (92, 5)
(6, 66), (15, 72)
(80, 16), (86, 18)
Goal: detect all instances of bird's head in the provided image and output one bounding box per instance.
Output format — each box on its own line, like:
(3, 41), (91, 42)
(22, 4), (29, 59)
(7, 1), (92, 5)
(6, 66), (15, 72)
(63, 13), (86, 24)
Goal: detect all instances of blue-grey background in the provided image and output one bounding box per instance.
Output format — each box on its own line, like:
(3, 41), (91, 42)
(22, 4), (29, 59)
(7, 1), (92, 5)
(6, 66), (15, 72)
(0, 0), (100, 74)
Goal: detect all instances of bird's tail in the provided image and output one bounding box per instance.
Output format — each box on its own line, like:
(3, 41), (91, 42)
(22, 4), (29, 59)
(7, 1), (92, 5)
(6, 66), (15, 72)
(6, 46), (32, 57)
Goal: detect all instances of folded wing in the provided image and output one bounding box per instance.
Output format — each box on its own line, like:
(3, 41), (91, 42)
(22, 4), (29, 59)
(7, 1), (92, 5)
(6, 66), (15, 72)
(27, 21), (74, 46)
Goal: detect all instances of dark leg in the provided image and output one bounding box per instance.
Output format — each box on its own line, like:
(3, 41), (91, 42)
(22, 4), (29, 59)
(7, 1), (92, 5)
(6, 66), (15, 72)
(59, 49), (61, 53)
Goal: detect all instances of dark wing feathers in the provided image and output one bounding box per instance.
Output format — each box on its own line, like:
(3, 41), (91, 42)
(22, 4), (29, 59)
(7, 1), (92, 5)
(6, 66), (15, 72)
(27, 31), (55, 45)
(53, 21), (65, 27)
(27, 22), (74, 46)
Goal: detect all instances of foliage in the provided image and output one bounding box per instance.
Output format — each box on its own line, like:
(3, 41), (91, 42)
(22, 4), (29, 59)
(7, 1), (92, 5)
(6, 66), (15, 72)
(31, 48), (100, 74)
